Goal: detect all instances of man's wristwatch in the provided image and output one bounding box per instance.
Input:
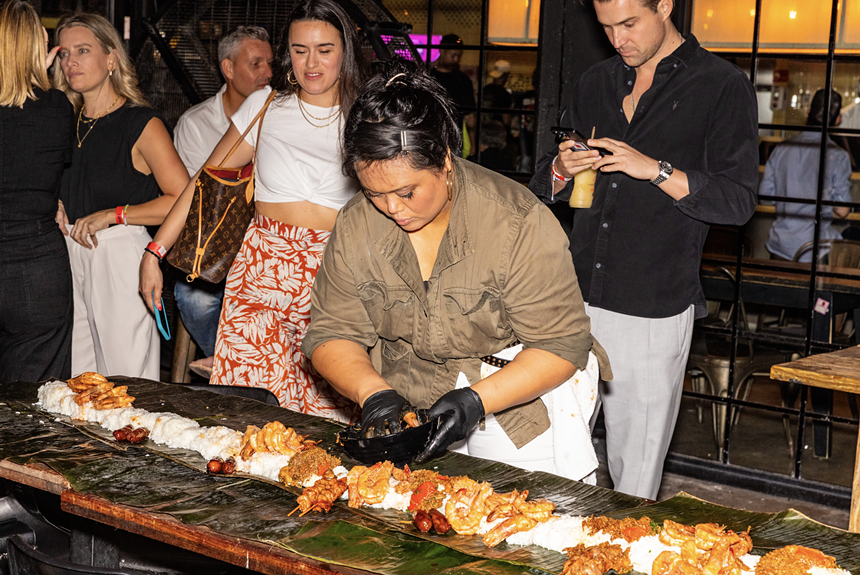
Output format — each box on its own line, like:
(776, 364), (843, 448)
(650, 160), (674, 186)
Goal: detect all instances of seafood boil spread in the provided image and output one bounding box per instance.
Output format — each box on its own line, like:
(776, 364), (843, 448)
(35, 374), (852, 575)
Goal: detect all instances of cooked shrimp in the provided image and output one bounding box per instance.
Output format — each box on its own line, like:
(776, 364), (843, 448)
(356, 461), (394, 506)
(659, 519), (697, 547)
(239, 425), (261, 460)
(346, 465), (367, 508)
(517, 497), (555, 522)
(651, 551), (701, 575)
(445, 482), (493, 535)
(482, 514), (537, 547)
(484, 489), (524, 522)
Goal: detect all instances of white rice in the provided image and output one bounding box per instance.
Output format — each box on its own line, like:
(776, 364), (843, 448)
(811, 568), (852, 575)
(34, 381), (854, 575)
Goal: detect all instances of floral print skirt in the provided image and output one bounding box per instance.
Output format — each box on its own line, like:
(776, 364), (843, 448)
(211, 213), (359, 423)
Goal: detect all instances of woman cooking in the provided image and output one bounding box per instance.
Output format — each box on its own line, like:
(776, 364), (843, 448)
(302, 61), (612, 480)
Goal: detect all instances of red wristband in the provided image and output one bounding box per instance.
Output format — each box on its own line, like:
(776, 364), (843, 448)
(551, 156), (572, 182)
(115, 205), (125, 225)
(146, 241), (167, 260)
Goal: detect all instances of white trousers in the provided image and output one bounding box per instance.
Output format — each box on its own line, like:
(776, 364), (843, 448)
(66, 225), (160, 380)
(585, 303), (695, 500)
(450, 351), (600, 484)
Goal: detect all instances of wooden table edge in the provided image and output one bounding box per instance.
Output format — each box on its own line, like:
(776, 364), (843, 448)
(0, 460), (69, 495)
(0, 460), (365, 575)
(59, 490), (369, 575)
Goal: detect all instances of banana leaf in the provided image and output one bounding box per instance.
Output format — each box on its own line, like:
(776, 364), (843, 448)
(3, 380), (859, 575)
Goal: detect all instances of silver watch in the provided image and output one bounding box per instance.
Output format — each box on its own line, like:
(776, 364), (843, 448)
(650, 160), (674, 186)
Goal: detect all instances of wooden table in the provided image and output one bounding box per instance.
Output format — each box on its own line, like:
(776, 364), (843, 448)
(701, 255), (860, 457)
(770, 346), (860, 532)
(0, 460), (365, 575)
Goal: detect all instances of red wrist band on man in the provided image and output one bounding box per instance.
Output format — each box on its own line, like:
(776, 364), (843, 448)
(551, 156), (572, 182)
(146, 241), (167, 261)
(115, 205), (125, 225)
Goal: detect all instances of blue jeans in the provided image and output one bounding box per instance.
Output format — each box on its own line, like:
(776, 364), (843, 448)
(174, 279), (224, 357)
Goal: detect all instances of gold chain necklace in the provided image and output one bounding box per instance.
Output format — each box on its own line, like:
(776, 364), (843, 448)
(76, 95), (122, 148)
(296, 92), (340, 128)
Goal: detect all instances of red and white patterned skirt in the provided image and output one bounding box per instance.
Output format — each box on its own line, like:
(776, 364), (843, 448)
(211, 213), (359, 423)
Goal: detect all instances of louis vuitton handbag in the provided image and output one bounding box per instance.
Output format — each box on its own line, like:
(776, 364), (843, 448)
(167, 90), (277, 283)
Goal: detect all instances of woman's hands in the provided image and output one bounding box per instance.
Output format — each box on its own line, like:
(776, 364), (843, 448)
(69, 209), (113, 248)
(56, 200), (69, 236)
(360, 389), (418, 438)
(139, 251), (164, 313)
(415, 388), (485, 463)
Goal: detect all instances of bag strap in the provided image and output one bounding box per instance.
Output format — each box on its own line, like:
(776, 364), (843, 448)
(244, 89), (276, 203)
(216, 89), (278, 168)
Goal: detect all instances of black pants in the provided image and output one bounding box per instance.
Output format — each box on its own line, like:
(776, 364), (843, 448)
(0, 217), (73, 383)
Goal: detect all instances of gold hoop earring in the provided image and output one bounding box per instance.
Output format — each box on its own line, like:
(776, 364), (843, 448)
(287, 68), (298, 86)
(447, 170), (453, 202)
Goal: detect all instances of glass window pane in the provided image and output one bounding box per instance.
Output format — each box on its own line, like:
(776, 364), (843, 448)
(386, 0), (428, 36)
(431, 0), (482, 47)
(757, 58), (828, 127)
(487, 0), (540, 45)
(759, 0), (835, 50)
(838, 0), (860, 51)
(692, 0), (756, 49)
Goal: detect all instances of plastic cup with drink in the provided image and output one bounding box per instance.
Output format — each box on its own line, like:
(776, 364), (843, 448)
(569, 126), (597, 209)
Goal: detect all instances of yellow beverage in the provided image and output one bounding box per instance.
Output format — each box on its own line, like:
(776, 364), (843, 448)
(570, 168), (597, 209)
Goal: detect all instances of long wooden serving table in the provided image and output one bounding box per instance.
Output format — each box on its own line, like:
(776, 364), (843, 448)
(4, 379), (860, 574)
(0, 379), (644, 575)
(770, 346), (860, 533)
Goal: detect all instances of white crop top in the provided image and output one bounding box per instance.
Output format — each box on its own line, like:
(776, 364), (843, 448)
(231, 87), (359, 209)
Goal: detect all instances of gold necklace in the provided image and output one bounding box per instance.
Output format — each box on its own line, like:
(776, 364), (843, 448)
(76, 95), (122, 148)
(296, 92), (340, 128)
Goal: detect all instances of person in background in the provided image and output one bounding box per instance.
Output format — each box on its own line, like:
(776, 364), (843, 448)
(482, 59), (512, 123)
(172, 25), (273, 377)
(54, 13), (188, 380)
(430, 34), (475, 120)
(466, 119), (508, 172)
(529, 0), (757, 499)
(303, 60), (611, 480)
(761, 89), (851, 262)
(0, 0), (72, 383)
(140, 0), (365, 421)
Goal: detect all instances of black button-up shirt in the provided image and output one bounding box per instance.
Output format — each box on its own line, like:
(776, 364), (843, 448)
(530, 35), (758, 319)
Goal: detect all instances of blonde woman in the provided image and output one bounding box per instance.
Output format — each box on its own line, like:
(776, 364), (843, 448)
(0, 0), (72, 383)
(54, 13), (189, 380)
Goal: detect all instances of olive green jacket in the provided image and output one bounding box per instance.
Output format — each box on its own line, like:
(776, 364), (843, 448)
(303, 157), (611, 448)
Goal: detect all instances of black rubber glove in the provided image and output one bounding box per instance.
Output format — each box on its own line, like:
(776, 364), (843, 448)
(414, 388), (485, 463)
(360, 389), (415, 438)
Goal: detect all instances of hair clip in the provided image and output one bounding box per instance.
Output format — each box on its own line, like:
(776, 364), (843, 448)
(400, 131), (409, 156)
(385, 73), (407, 88)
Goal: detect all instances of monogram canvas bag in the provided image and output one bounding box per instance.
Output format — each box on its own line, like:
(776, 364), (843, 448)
(167, 90), (277, 283)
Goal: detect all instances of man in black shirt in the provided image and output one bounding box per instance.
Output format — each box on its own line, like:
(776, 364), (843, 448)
(529, 0), (757, 499)
(430, 34), (476, 120)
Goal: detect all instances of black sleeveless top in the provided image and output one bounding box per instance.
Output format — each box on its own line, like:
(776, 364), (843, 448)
(60, 103), (165, 224)
(0, 88), (73, 222)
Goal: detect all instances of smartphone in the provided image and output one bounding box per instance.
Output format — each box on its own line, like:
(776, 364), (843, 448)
(551, 126), (591, 151)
